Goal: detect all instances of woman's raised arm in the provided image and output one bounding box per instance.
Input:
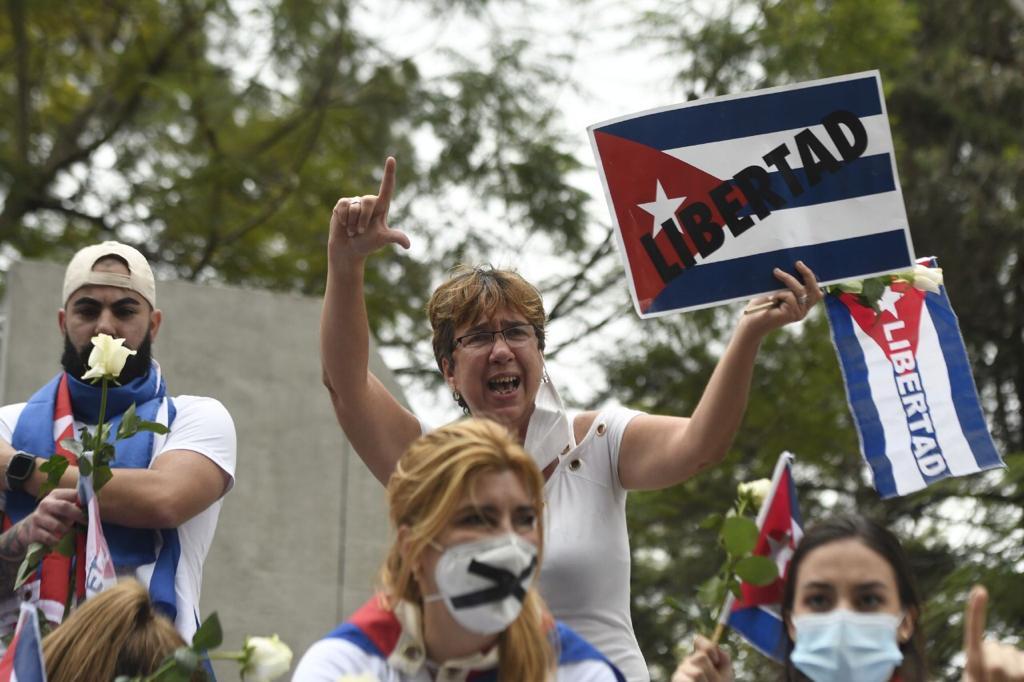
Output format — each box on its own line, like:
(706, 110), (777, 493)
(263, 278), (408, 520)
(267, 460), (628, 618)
(320, 156), (422, 484)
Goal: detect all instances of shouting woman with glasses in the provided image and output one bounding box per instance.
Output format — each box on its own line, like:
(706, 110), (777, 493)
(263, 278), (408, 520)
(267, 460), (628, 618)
(321, 157), (822, 681)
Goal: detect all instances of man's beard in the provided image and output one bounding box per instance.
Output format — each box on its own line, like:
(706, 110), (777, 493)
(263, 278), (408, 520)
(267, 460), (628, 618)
(61, 333), (153, 383)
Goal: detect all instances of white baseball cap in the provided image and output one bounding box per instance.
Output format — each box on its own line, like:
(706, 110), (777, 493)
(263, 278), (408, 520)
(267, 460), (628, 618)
(62, 241), (156, 308)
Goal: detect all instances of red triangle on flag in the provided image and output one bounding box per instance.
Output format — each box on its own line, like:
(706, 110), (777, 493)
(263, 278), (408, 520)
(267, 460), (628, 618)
(593, 131), (730, 311)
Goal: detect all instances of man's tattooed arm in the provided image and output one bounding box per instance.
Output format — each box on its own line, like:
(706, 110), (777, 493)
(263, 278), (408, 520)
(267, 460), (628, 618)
(0, 522), (29, 594)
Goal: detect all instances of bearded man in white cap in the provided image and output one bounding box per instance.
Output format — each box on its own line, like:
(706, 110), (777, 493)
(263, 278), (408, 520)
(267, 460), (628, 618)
(0, 241), (236, 644)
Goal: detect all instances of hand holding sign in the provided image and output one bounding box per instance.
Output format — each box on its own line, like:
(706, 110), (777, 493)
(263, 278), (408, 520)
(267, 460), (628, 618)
(329, 156), (411, 266)
(742, 260), (822, 327)
(963, 585), (1024, 681)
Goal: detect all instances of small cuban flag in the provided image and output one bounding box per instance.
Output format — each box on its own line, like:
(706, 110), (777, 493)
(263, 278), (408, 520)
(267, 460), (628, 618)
(589, 70), (915, 317)
(824, 257), (1004, 497)
(0, 602), (48, 682)
(719, 452), (802, 661)
(77, 467), (117, 599)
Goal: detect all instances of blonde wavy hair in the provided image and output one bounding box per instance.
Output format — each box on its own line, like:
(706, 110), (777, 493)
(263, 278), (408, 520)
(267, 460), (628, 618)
(380, 418), (554, 680)
(43, 579), (202, 682)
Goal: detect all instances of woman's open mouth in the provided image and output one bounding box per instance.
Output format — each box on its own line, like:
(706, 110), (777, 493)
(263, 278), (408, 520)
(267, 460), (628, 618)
(488, 376), (521, 395)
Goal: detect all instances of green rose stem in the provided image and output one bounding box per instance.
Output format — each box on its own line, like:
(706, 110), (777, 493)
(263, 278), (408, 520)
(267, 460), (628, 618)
(709, 496), (748, 646)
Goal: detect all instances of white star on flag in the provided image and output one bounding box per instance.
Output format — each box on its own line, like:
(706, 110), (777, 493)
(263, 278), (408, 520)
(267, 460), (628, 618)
(766, 530), (794, 578)
(878, 286), (903, 317)
(637, 180), (686, 239)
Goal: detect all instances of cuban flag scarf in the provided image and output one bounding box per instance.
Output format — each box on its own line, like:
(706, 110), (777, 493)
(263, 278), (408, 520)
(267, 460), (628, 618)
(5, 363), (179, 624)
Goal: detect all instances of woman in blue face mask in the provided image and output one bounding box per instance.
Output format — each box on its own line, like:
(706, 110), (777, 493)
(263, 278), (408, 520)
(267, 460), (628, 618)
(292, 418), (625, 681)
(778, 515), (924, 682)
(671, 515), (1024, 682)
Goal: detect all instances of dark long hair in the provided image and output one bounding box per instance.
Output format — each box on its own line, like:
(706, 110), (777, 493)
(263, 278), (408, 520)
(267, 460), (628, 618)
(779, 515), (927, 681)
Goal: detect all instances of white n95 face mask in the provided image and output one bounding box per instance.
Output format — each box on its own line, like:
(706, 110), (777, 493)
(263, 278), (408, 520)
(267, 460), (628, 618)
(791, 609), (905, 682)
(523, 369), (574, 471)
(423, 534), (538, 635)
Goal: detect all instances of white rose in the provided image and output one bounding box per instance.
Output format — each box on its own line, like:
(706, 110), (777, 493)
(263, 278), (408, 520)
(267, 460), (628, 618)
(81, 334), (136, 382)
(737, 478), (771, 507)
(241, 634), (293, 682)
(336, 675), (382, 682)
(910, 264), (943, 294)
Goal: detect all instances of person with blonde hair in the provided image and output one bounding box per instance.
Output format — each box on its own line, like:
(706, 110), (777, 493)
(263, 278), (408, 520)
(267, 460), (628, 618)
(321, 158), (822, 680)
(43, 579), (202, 682)
(293, 418), (625, 681)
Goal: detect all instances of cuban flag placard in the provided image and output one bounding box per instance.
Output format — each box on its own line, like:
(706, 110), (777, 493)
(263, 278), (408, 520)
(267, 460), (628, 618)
(0, 603), (48, 682)
(588, 70), (915, 317)
(825, 258), (1004, 498)
(720, 453), (802, 661)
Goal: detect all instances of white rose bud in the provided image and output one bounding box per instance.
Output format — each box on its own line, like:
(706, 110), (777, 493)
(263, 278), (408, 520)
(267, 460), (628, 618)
(81, 334), (137, 383)
(241, 634), (293, 682)
(737, 478), (771, 507)
(910, 264), (943, 294)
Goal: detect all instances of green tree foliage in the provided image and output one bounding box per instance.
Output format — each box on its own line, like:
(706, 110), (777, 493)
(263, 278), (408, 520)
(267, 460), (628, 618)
(0, 0), (593, 346)
(618, 1), (1023, 679)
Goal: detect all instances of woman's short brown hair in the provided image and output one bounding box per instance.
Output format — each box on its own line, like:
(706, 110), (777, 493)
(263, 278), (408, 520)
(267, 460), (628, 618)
(427, 265), (547, 376)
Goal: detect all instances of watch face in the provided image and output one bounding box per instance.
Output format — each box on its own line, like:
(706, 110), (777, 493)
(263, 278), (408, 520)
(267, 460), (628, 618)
(6, 453), (34, 481)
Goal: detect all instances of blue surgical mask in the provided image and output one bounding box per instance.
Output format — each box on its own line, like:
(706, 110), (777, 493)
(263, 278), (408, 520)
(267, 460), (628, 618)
(791, 610), (905, 682)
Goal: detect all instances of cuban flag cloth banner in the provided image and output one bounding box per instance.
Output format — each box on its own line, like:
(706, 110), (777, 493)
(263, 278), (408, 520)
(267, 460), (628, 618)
(719, 452), (802, 661)
(588, 70), (915, 317)
(0, 602), (48, 682)
(824, 258), (1003, 498)
(77, 468), (117, 598)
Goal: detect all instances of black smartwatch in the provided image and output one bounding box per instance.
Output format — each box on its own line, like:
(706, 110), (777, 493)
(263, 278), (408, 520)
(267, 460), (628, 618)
(4, 451), (36, 492)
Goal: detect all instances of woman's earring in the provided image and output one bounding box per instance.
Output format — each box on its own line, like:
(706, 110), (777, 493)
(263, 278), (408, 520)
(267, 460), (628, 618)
(452, 389), (462, 403)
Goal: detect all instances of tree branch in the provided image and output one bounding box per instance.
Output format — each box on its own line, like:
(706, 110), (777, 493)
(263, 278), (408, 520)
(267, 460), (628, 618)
(8, 0), (30, 166)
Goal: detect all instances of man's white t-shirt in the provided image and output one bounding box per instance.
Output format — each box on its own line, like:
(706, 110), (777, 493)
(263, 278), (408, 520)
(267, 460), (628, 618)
(0, 394), (236, 642)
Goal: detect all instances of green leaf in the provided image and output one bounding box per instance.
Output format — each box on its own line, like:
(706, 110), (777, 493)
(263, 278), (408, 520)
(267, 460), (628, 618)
(720, 515), (758, 557)
(728, 576), (742, 599)
(135, 419), (170, 435)
(14, 542), (48, 590)
(96, 422), (112, 444)
(94, 442), (116, 468)
(38, 456), (70, 499)
(78, 456), (93, 476)
(54, 530), (76, 557)
(58, 439), (84, 457)
(697, 575), (725, 609)
(191, 612), (223, 651)
(92, 465), (113, 492)
(663, 595), (687, 614)
(734, 555), (780, 586)
(116, 403), (139, 440)
(699, 512), (723, 530)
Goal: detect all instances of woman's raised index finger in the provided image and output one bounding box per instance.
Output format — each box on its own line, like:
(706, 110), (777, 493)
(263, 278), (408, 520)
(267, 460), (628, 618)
(963, 585), (988, 675)
(377, 156), (397, 213)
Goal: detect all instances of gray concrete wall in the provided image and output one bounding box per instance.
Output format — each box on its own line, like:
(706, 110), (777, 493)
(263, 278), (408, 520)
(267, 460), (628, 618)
(0, 259), (397, 677)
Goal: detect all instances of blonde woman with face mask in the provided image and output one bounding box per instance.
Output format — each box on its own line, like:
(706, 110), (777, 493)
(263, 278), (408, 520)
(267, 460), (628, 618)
(671, 515), (1024, 682)
(293, 419), (625, 681)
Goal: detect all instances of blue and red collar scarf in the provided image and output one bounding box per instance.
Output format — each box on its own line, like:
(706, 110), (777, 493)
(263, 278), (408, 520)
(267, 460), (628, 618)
(6, 363), (180, 621)
(327, 596), (626, 681)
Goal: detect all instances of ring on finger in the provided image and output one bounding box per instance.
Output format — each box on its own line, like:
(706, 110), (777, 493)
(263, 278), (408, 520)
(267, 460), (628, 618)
(798, 294), (809, 306)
